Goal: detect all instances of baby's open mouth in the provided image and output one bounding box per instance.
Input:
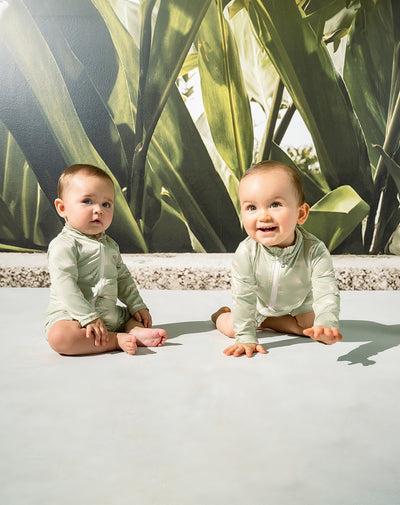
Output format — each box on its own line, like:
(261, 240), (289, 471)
(259, 226), (277, 232)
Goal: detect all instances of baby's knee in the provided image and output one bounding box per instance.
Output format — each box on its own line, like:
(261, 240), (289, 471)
(47, 326), (73, 355)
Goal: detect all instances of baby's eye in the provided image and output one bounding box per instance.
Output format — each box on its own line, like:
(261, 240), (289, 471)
(270, 201), (281, 208)
(102, 202), (112, 208)
(82, 199), (92, 205)
(247, 204), (257, 212)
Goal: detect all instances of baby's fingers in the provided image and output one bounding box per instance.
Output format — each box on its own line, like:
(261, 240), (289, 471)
(100, 328), (109, 346)
(302, 327), (315, 339)
(256, 344), (267, 355)
(85, 325), (93, 340)
(223, 344), (238, 356)
(223, 344), (244, 357)
(143, 312), (152, 328)
(332, 327), (343, 342)
(243, 346), (253, 358)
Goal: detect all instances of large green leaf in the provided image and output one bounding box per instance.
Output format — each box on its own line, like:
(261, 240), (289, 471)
(0, 0), (147, 252)
(304, 0), (361, 44)
(131, 0), (212, 215)
(143, 0), (212, 138)
(94, 0), (244, 251)
(373, 145), (400, 194)
(197, 0), (253, 179)
(345, 0), (400, 252)
(303, 185), (370, 251)
(344, 0), (394, 169)
(147, 93), (245, 251)
(239, 0), (373, 202)
(269, 142), (327, 206)
(0, 121), (61, 251)
(228, 7), (279, 114)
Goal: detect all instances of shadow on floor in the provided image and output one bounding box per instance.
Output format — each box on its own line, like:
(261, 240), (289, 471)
(156, 319), (400, 366)
(336, 320), (400, 366)
(157, 320), (215, 340)
(131, 321), (214, 355)
(257, 320), (400, 366)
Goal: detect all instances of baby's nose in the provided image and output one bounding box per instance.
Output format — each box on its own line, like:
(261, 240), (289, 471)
(258, 208), (270, 220)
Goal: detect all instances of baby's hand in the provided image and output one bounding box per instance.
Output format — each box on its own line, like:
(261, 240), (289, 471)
(85, 317), (109, 347)
(223, 342), (266, 358)
(303, 325), (342, 345)
(134, 308), (152, 328)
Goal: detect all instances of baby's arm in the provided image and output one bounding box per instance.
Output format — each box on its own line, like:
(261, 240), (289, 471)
(309, 242), (341, 345)
(115, 250), (150, 321)
(48, 239), (100, 327)
(303, 325), (342, 345)
(228, 245), (262, 356)
(224, 342), (266, 358)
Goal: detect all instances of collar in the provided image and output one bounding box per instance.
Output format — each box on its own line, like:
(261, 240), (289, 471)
(262, 227), (303, 259)
(63, 225), (106, 242)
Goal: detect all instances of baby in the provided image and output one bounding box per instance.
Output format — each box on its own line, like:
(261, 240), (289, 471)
(212, 160), (342, 357)
(45, 164), (167, 355)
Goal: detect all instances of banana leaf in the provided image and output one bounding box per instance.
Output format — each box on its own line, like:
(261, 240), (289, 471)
(0, 0), (147, 252)
(269, 142), (327, 206)
(238, 0), (373, 203)
(304, 0), (361, 44)
(131, 0), (212, 216)
(344, 0), (394, 170)
(228, 7), (279, 114)
(373, 145), (400, 194)
(0, 121), (61, 251)
(197, 0), (253, 180)
(303, 185), (370, 251)
(95, 0), (244, 251)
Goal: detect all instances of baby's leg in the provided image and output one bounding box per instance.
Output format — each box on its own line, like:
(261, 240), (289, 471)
(260, 311), (315, 336)
(211, 307), (235, 338)
(124, 318), (167, 347)
(47, 320), (120, 356)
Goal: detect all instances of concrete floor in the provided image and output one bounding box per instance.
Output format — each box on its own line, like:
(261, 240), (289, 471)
(1, 288), (400, 505)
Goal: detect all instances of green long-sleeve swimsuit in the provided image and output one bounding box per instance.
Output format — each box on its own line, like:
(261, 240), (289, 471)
(45, 226), (147, 334)
(231, 227), (340, 344)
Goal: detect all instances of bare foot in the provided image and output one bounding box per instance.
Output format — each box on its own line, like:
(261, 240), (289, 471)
(129, 327), (167, 347)
(211, 306), (231, 324)
(116, 333), (137, 355)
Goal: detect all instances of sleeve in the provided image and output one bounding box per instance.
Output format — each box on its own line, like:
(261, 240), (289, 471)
(231, 243), (259, 344)
(115, 251), (147, 315)
(310, 242), (340, 328)
(47, 238), (99, 326)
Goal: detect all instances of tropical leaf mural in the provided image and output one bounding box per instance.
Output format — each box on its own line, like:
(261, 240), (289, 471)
(0, 0), (398, 254)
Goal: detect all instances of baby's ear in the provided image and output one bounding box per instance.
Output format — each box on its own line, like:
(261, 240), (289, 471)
(297, 203), (310, 225)
(54, 198), (66, 218)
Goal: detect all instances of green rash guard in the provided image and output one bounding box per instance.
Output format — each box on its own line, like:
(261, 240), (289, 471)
(45, 225), (147, 334)
(231, 226), (340, 344)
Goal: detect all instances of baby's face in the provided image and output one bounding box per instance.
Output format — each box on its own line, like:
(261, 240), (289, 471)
(239, 169), (309, 248)
(55, 173), (115, 237)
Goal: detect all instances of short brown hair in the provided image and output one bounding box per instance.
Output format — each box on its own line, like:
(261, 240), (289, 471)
(242, 160), (305, 204)
(58, 164), (114, 198)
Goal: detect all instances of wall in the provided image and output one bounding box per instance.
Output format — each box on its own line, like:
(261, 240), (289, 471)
(0, 1), (398, 254)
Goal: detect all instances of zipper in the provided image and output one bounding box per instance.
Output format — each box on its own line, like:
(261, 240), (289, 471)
(268, 256), (284, 309)
(93, 241), (106, 307)
(99, 241), (105, 295)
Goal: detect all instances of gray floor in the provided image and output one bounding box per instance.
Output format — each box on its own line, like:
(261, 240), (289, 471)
(1, 288), (400, 505)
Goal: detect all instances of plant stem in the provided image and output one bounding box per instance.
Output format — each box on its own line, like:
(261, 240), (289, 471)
(366, 89), (400, 252)
(274, 101), (296, 146)
(130, 0), (157, 224)
(258, 79), (284, 161)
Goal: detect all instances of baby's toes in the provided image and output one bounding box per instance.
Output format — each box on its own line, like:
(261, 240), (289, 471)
(157, 329), (167, 346)
(126, 337), (137, 354)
